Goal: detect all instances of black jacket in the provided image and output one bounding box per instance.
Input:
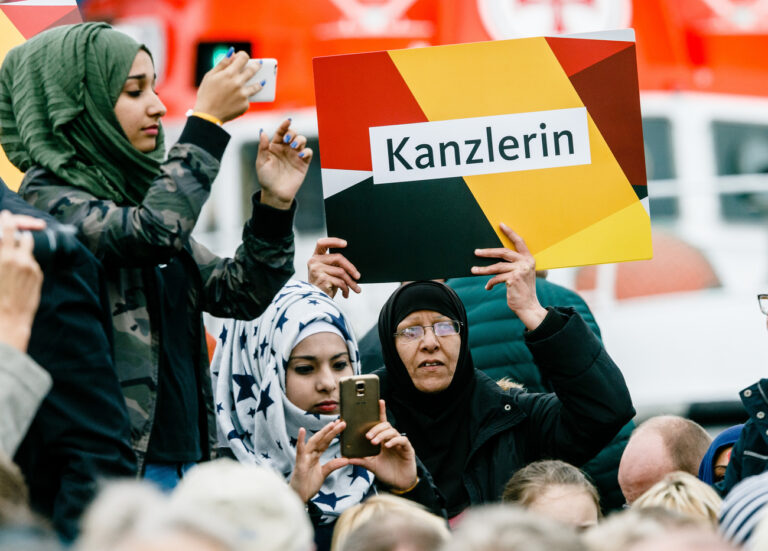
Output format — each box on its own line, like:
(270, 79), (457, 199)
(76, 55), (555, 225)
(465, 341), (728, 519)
(0, 181), (136, 541)
(379, 308), (634, 507)
(720, 379), (768, 496)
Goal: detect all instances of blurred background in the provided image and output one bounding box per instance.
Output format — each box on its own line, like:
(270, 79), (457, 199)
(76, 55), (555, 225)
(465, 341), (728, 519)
(23, 0), (768, 423)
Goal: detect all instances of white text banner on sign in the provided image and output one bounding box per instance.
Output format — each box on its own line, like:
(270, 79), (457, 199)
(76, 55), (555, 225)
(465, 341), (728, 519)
(369, 107), (591, 184)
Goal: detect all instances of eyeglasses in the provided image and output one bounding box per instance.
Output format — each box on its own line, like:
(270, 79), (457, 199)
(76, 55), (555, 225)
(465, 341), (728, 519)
(759, 294), (768, 315)
(393, 320), (462, 341)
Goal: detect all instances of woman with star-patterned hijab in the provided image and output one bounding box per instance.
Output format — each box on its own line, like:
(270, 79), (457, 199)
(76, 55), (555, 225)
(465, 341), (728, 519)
(211, 279), (442, 551)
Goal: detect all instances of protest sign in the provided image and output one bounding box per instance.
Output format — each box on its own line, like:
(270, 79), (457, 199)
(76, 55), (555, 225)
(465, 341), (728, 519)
(0, 0), (82, 191)
(313, 30), (652, 283)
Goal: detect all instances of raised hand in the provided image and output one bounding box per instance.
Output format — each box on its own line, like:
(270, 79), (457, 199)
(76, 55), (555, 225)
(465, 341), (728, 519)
(348, 400), (417, 493)
(193, 51), (261, 124)
(471, 222), (548, 330)
(289, 420), (350, 503)
(256, 119), (313, 210)
(307, 237), (361, 298)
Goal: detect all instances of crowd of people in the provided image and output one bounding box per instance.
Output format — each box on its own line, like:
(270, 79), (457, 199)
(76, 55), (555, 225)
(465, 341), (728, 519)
(0, 21), (767, 551)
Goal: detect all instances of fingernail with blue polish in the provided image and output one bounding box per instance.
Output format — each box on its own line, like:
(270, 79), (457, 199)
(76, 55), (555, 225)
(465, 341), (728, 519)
(259, 59), (263, 65)
(290, 140), (298, 149)
(226, 47), (234, 58)
(259, 128), (263, 135)
(298, 152), (305, 158)
(283, 134), (291, 143)
(260, 79), (266, 87)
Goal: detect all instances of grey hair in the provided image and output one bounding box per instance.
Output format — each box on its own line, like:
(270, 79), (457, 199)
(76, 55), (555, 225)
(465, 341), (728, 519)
(440, 504), (585, 551)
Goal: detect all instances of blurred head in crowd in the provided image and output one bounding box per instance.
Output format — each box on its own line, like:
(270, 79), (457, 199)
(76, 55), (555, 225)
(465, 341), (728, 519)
(618, 416), (711, 504)
(332, 494), (449, 551)
(335, 500), (449, 551)
(582, 506), (706, 551)
(441, 504), (585, 551)
(632, 471), (721, 527)
(719, 471), (768, 548)
(698, 425), (743, 485)
(502, 459), (600, 530)
(77, 480), (235, 551)
(170, 459), (313, 551)
(624, 530), (738, 551)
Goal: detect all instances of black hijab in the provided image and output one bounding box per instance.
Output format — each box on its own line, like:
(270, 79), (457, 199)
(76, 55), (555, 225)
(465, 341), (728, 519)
(378, 281), (476, 515)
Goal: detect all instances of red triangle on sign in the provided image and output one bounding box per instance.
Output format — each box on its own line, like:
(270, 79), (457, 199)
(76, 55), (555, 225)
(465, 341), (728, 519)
(0, 6), (80, 39)
(545, 36), (632, 77)
(313, 51), (428, 171)
(44, 7), (82, 30)
(568, 45), (647, 193)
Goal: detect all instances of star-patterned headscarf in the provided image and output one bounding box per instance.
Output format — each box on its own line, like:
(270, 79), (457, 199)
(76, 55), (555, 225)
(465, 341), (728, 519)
(211, 279), (373, 523)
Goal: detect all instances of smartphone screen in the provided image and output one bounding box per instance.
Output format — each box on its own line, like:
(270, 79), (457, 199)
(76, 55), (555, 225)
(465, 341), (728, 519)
(339, 375), (380, 458)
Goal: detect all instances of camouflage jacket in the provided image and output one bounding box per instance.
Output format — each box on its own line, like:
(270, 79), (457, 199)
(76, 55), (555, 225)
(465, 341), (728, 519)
(20, 118), (296, 472)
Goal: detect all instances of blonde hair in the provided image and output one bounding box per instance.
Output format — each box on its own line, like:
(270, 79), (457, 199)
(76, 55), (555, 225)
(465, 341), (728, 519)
(77, 480), (236, 551)
(632, 471), (721, 527)
(171, 459), (313, 551)
(331, 494), (448, 551)
(502, 459), (601, 517)
(497, 378), (524, 391)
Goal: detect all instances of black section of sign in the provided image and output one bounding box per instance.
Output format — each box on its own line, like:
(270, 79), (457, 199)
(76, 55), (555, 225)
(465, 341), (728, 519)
(325, 176), (503, 283)
(632, 184), (648, 201)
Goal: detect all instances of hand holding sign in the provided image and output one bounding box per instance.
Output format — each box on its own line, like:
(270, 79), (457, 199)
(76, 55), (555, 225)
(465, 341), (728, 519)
(307, 237), (361, 298)
(472, 223), (548, 331)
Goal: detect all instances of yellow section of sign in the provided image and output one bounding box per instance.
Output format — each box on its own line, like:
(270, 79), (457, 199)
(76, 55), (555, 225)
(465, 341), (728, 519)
(0, 10), (26, 191)
(387, 38), (583, 119)
(534, 200), (652, 269)
(463, 114), (640, 264)
(389, 38), (645, 268)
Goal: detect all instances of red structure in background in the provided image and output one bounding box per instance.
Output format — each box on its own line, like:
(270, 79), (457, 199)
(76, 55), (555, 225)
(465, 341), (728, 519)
(80, 0), (768, 119)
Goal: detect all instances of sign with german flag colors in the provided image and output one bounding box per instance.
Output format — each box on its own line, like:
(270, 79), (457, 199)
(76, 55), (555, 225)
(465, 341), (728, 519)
(313, 30), (652, 283)
(0, 0), (82, 191)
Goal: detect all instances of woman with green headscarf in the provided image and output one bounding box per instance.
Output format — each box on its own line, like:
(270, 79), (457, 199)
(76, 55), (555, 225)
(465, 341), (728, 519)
(0, 22), (313, 489)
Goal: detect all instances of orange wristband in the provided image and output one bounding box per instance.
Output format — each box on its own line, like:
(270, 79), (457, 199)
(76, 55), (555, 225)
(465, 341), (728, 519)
(186, 110), (223, 126)
(391, 477), (420, 495)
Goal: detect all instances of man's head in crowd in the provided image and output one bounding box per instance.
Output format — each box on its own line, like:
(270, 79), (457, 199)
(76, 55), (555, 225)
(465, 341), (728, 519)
(618, 416), (711, 504)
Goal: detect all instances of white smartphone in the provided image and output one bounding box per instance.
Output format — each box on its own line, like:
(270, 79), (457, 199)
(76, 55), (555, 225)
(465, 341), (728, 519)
(246, 58), (277, 103)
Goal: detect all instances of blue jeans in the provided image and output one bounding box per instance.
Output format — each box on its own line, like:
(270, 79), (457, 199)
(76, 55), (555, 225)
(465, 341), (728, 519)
(143, 462), (197, 492)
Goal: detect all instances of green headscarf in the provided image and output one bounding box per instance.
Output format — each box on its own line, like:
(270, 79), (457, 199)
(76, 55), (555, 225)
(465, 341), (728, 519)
(0, 22), (165, 205)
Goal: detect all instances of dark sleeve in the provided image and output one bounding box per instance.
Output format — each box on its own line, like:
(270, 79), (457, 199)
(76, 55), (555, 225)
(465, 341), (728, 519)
(15, 246), (137, 542)
(514, 307), (635, 466)
(21, 117), (229, 267)
(389, 458), (447, 519)
(720, 424), (747, 497)
(193, 192), (296, 320)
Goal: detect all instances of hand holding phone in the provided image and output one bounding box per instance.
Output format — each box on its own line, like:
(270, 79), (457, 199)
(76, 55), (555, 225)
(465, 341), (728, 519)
(246, 58), (277, 102)
(340, 375), (381, 458)
(344, 396), (419, 494)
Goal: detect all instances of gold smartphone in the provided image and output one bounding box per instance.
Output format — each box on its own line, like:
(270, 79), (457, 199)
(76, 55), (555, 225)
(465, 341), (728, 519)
(339, 375), (381, 458)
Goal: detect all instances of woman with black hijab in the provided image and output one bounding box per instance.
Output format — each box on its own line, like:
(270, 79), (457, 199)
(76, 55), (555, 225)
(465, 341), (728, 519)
(310, 224), (635, 521)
